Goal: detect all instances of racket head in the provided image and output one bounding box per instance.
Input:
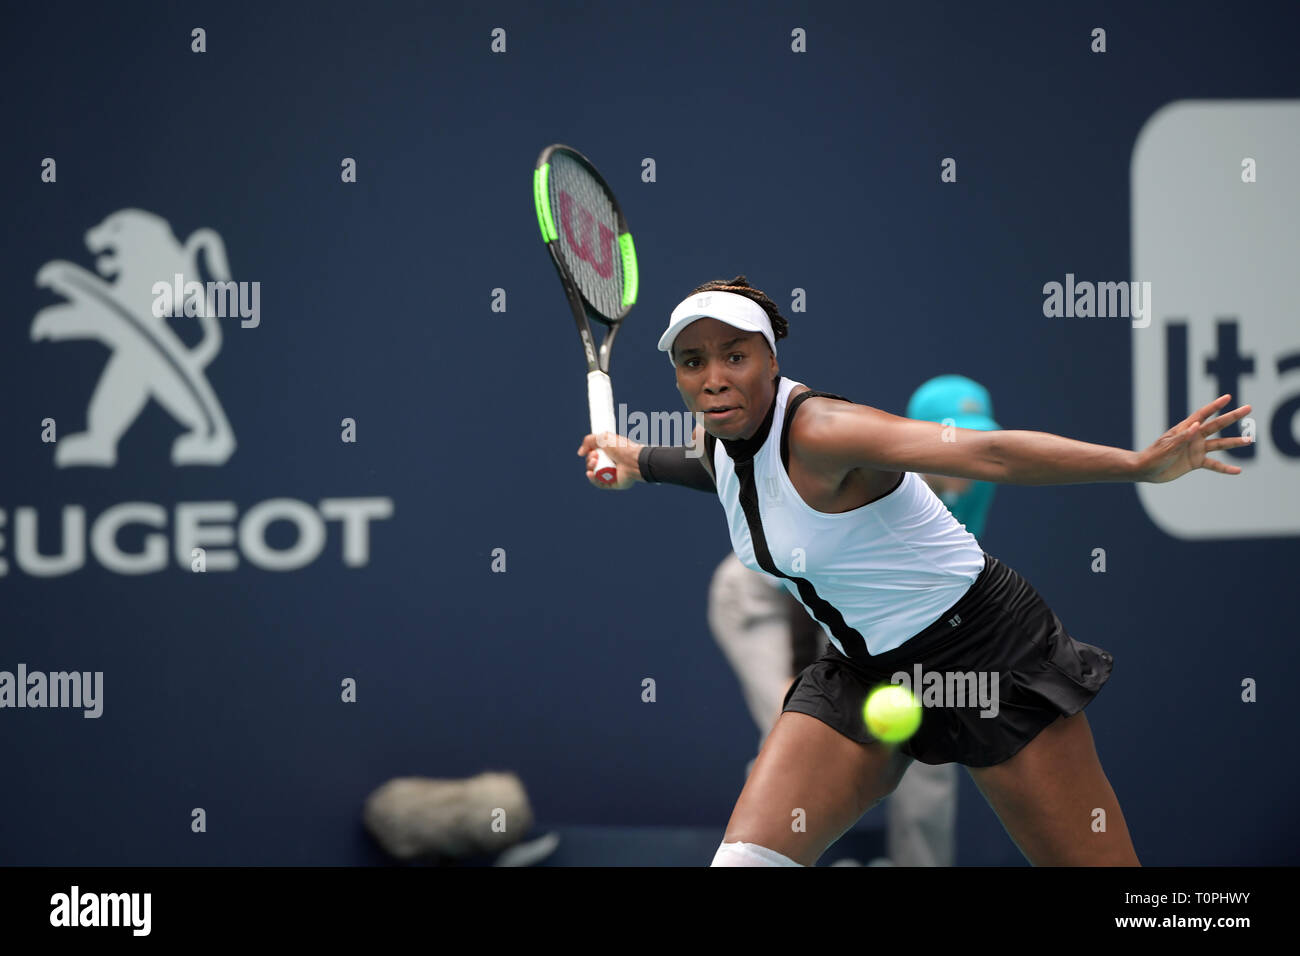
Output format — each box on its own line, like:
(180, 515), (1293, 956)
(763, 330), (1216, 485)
(533, 144), (638, 324)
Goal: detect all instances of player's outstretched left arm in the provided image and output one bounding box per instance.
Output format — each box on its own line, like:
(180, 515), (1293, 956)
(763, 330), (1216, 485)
(795, 394), (1253, 486)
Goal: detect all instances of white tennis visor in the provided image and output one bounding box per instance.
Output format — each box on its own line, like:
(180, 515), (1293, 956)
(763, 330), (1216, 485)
(658, 290), (777, 366)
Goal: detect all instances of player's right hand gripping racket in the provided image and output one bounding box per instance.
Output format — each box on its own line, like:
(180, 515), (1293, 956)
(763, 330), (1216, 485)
(533, 144), (638, 485)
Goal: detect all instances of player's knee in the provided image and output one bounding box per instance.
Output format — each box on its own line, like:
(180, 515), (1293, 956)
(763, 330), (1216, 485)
(710, 840), (805, 867)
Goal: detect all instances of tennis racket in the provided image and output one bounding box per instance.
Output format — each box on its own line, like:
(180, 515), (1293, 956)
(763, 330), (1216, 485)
(533, 144), (639, 485)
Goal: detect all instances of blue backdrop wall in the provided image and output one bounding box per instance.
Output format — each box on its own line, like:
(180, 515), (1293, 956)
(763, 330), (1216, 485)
(2, 0), (1297, 865)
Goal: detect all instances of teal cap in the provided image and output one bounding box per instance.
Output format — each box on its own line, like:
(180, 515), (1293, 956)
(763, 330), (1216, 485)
(906, 375), (999, 431)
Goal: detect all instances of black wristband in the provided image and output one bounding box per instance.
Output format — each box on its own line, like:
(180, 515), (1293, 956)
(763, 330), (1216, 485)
(638, 445), (715, 492)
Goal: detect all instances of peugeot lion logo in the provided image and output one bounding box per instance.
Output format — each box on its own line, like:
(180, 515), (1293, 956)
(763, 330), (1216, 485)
(8, 209), (395, 578)
(30, 208), (236, 468)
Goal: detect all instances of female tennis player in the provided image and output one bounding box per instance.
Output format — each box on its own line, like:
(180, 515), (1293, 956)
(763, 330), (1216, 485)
(576, 276), (1251, 867)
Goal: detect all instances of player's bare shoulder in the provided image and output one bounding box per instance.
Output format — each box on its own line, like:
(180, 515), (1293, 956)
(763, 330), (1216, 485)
(788, 391), (900, 473)
(787, 389), (861, 463)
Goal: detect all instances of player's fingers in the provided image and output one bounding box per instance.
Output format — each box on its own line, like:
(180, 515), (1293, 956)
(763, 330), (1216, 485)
(1205, 436), (1253, 452)
(1201, 457), (1242, 475)
(1203, 404), (1253, 435)
(1189, 394), (1232, 425)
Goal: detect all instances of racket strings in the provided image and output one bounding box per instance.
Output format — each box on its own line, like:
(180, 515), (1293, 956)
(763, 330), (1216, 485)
(548, 152), (625, 320)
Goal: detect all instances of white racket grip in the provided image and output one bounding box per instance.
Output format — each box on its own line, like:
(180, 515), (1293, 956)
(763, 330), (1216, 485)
(586, 370), (618, 485)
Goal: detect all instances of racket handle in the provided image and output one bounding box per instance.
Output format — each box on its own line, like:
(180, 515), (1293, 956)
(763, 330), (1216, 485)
(586, 370), (618, 485)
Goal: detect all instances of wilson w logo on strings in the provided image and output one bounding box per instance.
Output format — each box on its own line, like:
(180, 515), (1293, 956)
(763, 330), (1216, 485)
(559, 190), (616, 278)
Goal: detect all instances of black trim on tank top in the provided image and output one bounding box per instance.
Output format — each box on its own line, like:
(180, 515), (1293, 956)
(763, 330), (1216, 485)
(712, 382), (873, 661)
(732, 455), (871, 661)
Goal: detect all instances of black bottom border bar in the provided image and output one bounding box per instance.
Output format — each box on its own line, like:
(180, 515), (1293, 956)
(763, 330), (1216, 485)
(0, 865), (1288, 941)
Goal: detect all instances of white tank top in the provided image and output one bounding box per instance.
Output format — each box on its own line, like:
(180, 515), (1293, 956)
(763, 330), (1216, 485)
(709, 376), (985, 659)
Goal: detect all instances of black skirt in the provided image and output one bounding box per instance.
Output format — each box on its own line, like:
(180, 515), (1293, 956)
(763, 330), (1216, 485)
(781, 552), (1113, 767)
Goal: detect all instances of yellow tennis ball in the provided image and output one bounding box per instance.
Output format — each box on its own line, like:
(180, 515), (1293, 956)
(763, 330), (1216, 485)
(863, 684), (922, 743)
